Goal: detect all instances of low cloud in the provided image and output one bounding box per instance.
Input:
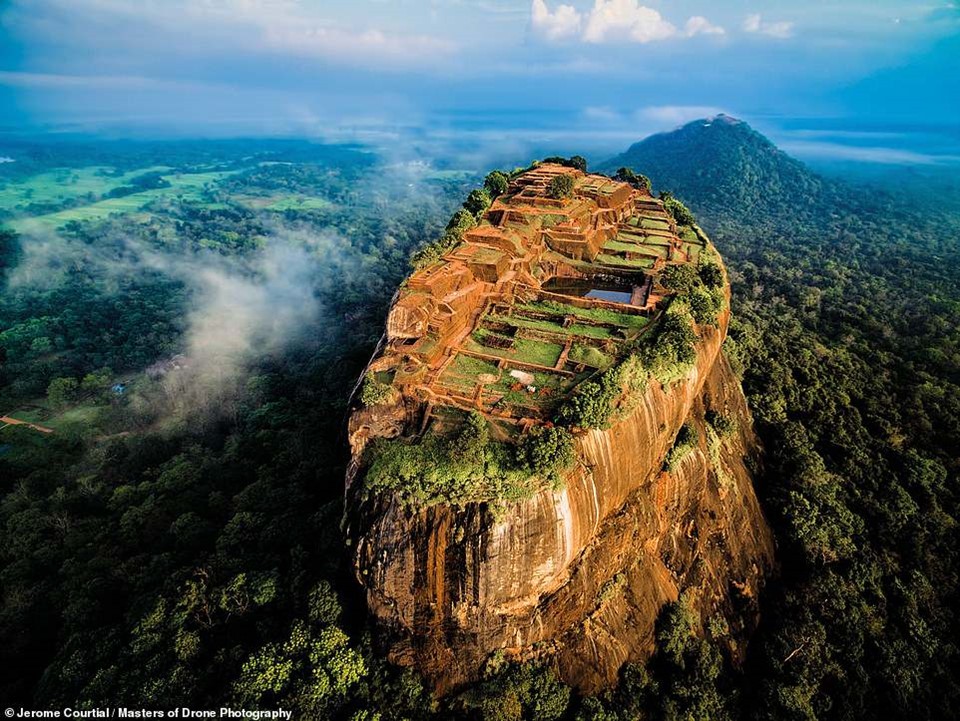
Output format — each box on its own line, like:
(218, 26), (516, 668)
(164, 242), (322, 399)
(637, 105), (727, 126)
(779, 140), (960, 166)
(6, 223), (347, 419)
(0, 70), (223, 93)
(743, 13), (794, 39)
(531, 0), (725, 44)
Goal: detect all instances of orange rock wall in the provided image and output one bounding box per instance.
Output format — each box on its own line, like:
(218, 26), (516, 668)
(346, 301), (775, 693)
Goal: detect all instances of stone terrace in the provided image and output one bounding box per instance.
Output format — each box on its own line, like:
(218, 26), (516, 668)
(367, 163), (703, 433)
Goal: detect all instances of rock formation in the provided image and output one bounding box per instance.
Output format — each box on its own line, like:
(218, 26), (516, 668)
(343, 163), (775, 694)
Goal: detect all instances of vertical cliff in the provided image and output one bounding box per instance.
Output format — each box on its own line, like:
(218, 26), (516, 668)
(343, 163), (775, 694)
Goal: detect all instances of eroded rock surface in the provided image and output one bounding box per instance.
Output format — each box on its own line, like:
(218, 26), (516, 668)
(344, 164), (774, 693)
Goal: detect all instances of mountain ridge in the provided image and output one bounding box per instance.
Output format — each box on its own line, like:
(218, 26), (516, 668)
(597, 115), (825, 216)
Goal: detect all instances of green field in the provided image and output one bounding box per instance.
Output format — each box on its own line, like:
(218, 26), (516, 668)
(4, 402), (103, 433)
(7, 169), (241, 231)
(0, 165), (174, 214)
(439, 354), (501, 391)
(264, 196), (333, 211)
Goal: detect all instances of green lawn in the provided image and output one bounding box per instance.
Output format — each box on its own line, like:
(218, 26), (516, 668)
(603, 239), (669, 260)
(603, 239), (643, 253)
(439, 354), (501, 391)
(597, 253), (656, 269)
(48, 405), (102, 430)
(519, 300), (650, 331)
(493, 313), (615, 340)
(568, 344), (614, 368)
(463, 336), (563, 368)
(640, 218), (671, 230)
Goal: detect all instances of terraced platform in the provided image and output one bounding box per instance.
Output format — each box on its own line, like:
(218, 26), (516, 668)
(365, 163), (705, 433)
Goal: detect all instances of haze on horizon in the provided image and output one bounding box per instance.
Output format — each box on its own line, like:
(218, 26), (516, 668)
(1, 0), (959, 165)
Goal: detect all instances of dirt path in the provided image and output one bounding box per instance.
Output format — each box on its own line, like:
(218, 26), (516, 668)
(0, 415), (54, 434)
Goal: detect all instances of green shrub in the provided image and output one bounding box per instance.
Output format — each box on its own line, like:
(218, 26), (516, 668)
(410, 208), (477, 269)
(543, 155), (586, 172)
(614, 167), (651, 192)
(47, 376), (79, 408)
(363, 412), (570, 507)
(464, 188), (492, 217)
(556, 355), (648, 429)
(688, 285), (723, 326)
(446, 208), (477, 235)
(661, 195), (696, 226)
(698, 261), (724, 289)
(661, 264), (699, 294)
(484, 170), (510, 198)
(557, 380), (610, 429)
(706, 409), (738, 438)
(664, 423), (698, 471)
(547, 175), (575, 200)
(642, 303), (698, 385)
(661, 255), (726, 326)
(466, 661), (571, 721)
(516, 426), (575, 483)
(359, 372), (395, 407)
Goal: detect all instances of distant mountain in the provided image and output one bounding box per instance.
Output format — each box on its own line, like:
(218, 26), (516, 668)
(597, 115), (825, 216)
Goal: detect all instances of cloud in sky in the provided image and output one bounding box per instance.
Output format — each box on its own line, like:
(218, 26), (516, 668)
(582, 0), (679, 43)
(0, 70), (219, 92)
(743, 13), (794, 39)
(2, 0), (454, 70)
(684, 16), (726, 38)
(2, 0), (955, 137)
(778, 140), (959, 165)
(638, 105), (727, 125)
(531, 0), (581, 40)
(581, 104), (728, 126)
(256, 20), (454, 63)
(531, 0), (725, 44)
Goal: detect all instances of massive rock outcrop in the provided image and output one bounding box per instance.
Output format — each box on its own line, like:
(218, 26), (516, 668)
(344, 163), (774, 693)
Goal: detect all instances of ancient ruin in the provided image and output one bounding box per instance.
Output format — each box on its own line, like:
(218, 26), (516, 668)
(356, 163), (694, 433)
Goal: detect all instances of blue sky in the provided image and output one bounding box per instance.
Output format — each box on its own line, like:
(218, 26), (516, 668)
(1, 1), (958, 162)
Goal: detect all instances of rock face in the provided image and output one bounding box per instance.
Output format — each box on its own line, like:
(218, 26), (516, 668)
(346, 316), (774, 695)
(343, 164), (775, 694)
